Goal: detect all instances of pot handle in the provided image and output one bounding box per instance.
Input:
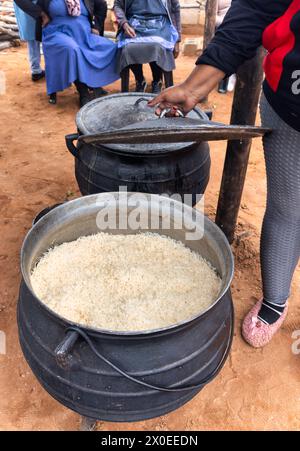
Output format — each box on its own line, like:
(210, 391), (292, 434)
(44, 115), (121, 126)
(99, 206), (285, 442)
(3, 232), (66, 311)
(55, 330), (80, 370)
(59, 320), (233, 392)
(65, 133), (80, 159)
(134, 98), (208, 121)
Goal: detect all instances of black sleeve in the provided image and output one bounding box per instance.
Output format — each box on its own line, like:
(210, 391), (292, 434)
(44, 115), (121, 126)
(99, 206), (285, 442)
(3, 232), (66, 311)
(197, 0), (293, 75)
(14, 0), (43, 19)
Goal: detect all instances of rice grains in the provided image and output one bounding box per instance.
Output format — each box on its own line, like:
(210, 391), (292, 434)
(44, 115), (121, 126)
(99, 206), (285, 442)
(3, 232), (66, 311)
(30, 232), (222, 332)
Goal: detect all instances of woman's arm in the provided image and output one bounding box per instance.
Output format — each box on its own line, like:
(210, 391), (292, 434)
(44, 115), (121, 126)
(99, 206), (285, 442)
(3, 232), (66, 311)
(149, 0), (292, 113)
(14, 0), (50, 26)
(113, 0), (136, 37)
(198, 0), (292, 76)
(113, 0), (128, 29)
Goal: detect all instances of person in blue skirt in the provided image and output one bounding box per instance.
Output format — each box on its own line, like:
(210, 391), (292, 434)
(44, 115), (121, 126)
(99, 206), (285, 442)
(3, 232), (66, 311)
(14, 0), (119, 106)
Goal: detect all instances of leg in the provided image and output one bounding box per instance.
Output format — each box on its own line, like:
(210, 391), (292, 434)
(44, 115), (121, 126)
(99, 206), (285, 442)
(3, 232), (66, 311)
(129, 64), (147, 92)
(27, 40), (44, 80)
(74, 80), (91, 107)
(218, 77), (229, 94)
(260, 95), (300, 307)
(163, 71), (174, 88)
(242, 94), (300, 347)
(130, 64), (144, 82)
(93, 0), (107, 36)
(121, 66), (130, 92)
(150, 62), (163, 93)
(150, 62), (163, 83)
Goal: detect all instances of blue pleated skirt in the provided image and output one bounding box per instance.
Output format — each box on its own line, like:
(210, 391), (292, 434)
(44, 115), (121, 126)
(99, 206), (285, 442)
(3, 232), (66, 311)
(42, 15), (119, 94)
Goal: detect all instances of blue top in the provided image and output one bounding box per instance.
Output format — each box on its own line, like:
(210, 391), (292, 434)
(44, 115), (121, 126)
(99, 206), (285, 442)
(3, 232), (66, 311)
(127, 0), (167, 18)
(48, 0), (89, 18)
(117, 0), (178, 51)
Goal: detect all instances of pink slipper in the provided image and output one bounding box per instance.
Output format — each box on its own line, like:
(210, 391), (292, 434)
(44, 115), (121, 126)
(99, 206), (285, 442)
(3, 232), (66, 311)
(242, 299), (288, 348)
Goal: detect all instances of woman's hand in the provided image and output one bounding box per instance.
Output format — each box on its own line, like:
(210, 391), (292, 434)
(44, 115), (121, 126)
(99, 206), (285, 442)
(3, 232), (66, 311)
(148, 84), (199, 116)
(123, 22), (136, 38)
(173, 42), (180, 59)
(148, 65), (226, 115)
(91, 28), (100, 35)
(40, 11), (50, 28)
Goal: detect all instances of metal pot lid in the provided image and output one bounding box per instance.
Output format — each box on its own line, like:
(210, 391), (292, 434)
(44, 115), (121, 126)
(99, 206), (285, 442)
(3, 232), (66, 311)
(76, 92), (209, 153)
(79, 116), (270, 146)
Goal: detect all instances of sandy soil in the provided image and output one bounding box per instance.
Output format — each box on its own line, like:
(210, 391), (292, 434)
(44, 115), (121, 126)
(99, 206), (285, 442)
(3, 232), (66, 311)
(0, 44), (299, 431)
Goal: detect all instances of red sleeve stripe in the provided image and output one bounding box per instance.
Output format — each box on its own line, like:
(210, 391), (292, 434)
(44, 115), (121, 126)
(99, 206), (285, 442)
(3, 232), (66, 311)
(263, 0), (300, 92)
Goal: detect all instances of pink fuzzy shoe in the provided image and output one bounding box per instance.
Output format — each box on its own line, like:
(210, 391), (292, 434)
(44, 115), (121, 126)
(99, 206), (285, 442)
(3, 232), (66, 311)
(242, 299), (288, 348)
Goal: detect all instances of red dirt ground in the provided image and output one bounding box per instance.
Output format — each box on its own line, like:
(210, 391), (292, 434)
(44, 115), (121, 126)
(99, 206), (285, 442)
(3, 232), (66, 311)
(0, 44), (299, 431)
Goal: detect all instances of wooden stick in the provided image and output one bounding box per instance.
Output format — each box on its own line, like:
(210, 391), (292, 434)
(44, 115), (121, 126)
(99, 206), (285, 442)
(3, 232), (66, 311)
(0, 7), (15, 13)
(215, 47), (265, 243)
(202, 0), (217, 101)
(203, 0), (217, 51)
(0, 22), (19, 31)
(0, 40), (13, 50)
(0, 26), (19, 38)
(0, 16), (17, 24)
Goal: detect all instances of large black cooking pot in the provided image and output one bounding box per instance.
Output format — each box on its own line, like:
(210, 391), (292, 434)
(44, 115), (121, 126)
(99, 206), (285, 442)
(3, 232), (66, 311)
(18, 193), (234, 422)
(65, 93), (211, 205)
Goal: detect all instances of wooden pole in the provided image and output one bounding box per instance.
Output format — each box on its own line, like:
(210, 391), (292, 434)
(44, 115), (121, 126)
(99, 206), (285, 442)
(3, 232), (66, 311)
(215, 47), (265, 244)
(202, 0), (217, 101)
(203, 0), (218, 51)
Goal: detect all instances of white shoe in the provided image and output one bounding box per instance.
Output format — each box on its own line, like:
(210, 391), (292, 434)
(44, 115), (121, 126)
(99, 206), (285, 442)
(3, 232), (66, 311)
(227, 75), (236, 92)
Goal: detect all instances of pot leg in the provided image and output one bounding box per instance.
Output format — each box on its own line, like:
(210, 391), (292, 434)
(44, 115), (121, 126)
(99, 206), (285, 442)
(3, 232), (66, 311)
(79, 416), (97, 431)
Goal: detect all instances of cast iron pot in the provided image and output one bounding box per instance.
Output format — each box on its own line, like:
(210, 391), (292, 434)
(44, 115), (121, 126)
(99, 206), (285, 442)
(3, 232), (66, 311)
(65, 93), (211, 205)
(18, 193), (234, 422)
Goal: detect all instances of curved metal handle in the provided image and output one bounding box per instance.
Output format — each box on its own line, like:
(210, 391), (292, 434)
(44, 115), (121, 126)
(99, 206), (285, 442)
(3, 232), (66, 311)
(159, 108), (185, 119)
(134, 97), (150, 108)
(65, 133), (80, 159)
(134, 98), (186, 119)
(63, 316), (233, 393)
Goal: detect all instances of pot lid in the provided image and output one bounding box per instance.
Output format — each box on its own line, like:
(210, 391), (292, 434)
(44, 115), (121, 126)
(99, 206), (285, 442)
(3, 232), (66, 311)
(76, 92), (210, 153)
(76, 93), (270, 153)
(79, 117), (269, 146)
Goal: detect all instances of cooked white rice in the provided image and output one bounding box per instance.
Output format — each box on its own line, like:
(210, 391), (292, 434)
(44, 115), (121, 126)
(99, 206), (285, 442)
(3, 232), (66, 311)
(30, 232), (222, 331)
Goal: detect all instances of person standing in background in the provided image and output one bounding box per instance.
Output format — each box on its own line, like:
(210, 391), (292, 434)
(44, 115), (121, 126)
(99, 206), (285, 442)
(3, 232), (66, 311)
(215, 0), (231, 28)
(14, 1), (45, 81)
(216, 0), (236, 94)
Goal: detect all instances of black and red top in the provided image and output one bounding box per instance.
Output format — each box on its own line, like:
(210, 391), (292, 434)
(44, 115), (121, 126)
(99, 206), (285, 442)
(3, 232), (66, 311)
(197, 0), (300, 131)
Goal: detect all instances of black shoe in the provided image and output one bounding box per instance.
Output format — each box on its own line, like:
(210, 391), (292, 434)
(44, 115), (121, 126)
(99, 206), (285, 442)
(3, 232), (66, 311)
(151, 80), (163, 94)
(49, 93), (57, 104)
(92, 87), (108, 99)
(218, 88), (227, 94)
(135, 79), (147, 93)
(79, 93), (91, 108)
(32, 70), (45, 82)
